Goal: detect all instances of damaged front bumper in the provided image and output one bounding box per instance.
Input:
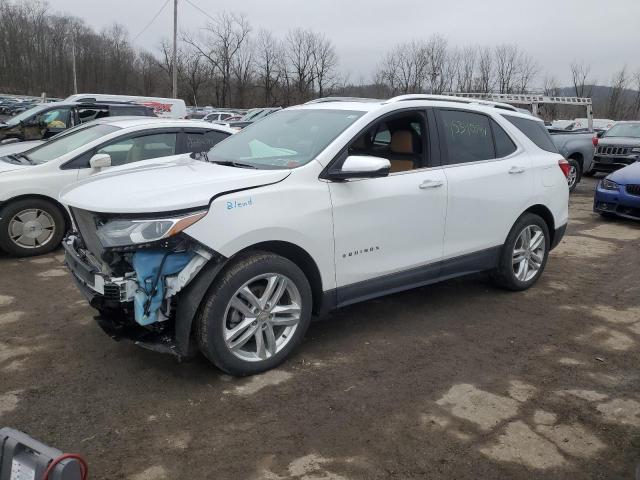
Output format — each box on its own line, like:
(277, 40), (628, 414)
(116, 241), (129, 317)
(63, 234), (225, 358)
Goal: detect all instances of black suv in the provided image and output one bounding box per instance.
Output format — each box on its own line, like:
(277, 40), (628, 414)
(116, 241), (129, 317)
(0, 101), (155, 142)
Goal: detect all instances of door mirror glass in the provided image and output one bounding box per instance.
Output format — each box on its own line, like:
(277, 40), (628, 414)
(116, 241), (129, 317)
(89, 153), (112, 169)
(330, 155), (390, 180)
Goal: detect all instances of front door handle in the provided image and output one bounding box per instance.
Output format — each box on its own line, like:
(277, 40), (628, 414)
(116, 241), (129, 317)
(509, 166), (526, 174)
(419, 179), (444, 189)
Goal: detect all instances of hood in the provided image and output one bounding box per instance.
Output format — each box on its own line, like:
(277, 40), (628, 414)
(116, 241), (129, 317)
(0, 158), (31, 173)
(608, 161), (640, 185)
(0, 140), (44, 157)
(61, 155), (291, 214)
(599, 136), (640, 147)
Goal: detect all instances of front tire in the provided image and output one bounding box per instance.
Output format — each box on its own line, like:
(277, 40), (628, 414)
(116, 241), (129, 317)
(491, 213), (550, 291)
(196, 251), (312, 376)
(0, 198), (66, 257)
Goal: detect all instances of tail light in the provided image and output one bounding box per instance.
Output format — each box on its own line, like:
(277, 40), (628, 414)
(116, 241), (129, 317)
(592, 136), (599, 147)
(558, 158), (570, 178)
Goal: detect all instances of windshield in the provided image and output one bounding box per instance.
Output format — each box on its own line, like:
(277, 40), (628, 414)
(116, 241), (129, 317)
(604, 123), (640, 138)
(4, 104), (49, 126)
(208, 109), (365, 169)
(25, 124), (120, 164)
(240, 109), (264, 121)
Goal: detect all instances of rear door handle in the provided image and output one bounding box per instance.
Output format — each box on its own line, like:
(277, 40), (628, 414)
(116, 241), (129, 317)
(419, 179), (444, 189)
(509, 166), (526, 174)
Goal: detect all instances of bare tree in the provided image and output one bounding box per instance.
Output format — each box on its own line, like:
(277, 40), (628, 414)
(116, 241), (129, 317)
(475, 46), (493, 93)
(375, 40), (428, 94)
(255, 29), (282, 106)
(607, 66), (628, 119)
(455, 46), (477, 93)
(311, 32), (338, 98)
(183, 12), (251, 107)
(284, 28), (317, 102)
(570, 61), (594, 98)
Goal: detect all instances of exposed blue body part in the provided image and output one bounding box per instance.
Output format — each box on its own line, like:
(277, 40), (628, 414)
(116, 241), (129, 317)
(132, 250), (195, 325)
(593, 162), (640, 220)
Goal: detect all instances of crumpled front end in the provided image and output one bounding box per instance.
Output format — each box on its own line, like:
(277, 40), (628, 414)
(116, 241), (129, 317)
(63, 207), (225, 358)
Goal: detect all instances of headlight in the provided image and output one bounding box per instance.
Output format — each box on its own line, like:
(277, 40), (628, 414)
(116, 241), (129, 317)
(601, 178), (619, 191)
(96, 210), (207, 248)
(631, 147), (640, 154)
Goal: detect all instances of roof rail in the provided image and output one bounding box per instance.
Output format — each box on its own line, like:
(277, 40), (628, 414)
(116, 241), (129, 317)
(304, 97), (382, 104)
(384, 94), (518, 112)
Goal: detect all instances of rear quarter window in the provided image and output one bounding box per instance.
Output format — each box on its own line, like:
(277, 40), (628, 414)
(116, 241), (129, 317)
(503, 115), (558, 153)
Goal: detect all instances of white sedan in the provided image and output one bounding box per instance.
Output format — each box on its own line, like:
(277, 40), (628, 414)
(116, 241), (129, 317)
(0, 117), (234, 256)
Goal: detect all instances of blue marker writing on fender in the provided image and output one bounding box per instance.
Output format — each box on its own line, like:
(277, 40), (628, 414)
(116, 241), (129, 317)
(227, 197), (253, 210)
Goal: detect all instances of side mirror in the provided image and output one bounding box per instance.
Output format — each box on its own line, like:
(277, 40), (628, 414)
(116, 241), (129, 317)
(89, 153), (112, 169)
(596, 131), (605, 138)
(328, 155), (391, 181)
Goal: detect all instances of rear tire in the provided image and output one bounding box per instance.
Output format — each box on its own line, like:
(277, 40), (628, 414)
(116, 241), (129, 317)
(0, 198), (66, 257)
(196, 251), (312, 376)
(491, 213), (550, 291)
(567, 158), (581, 192)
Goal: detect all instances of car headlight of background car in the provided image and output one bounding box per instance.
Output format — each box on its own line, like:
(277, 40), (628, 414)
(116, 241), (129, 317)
(600, 178), (619, 191)
(96, 210), (207, 248)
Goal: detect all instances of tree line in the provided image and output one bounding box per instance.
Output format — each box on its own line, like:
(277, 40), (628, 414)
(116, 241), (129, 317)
(1, 0), (640, 119)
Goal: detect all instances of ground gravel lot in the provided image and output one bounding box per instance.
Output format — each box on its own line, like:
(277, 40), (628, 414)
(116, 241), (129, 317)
(1, 177), (639, 479)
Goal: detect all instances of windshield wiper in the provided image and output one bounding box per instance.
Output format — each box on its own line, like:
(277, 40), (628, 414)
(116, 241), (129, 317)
(14, 153), (35, 164)
(210, 160), (257, 169)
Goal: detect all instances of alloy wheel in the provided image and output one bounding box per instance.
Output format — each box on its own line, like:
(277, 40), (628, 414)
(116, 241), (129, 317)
(567, 164), (578, 189)
(223, 273), (302, 362)
(512, 225), (545, 282)
(8, 208), (56, 249)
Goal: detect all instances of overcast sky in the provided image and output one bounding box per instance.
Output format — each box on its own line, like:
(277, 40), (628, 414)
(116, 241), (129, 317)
(53, 0), (640, 88)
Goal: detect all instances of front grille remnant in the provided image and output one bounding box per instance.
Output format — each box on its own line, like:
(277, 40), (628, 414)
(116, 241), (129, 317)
(626, 184), (640, 196)
(596, 146), (631, 156)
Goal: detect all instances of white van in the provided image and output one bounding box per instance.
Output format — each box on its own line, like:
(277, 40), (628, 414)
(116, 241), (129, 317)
(64, 94), (186, 119)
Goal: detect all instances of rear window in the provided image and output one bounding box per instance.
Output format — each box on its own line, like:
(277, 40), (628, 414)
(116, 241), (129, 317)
(503, 115), (558, 153)
(110, 106), (153, 117)
(491, 119), (517, 157)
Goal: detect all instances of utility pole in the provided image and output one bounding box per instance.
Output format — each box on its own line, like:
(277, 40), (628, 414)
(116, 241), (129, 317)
(172, 0), (178, 98)
(71, 36), (78, 94)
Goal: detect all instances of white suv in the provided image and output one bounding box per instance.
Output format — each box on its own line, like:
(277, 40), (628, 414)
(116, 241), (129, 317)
(61, 95), (569, 376)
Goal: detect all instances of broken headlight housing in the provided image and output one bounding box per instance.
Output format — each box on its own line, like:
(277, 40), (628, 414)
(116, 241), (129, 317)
(96, 210), (207, 249)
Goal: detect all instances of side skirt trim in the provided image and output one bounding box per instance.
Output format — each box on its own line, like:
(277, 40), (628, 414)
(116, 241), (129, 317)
(331, 246), (501, 310)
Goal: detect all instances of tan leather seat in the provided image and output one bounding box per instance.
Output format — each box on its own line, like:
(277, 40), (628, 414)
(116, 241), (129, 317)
(389, 130), (416, 172)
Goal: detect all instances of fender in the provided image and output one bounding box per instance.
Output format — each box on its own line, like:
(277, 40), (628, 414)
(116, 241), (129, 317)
(174, 252), (227, 357)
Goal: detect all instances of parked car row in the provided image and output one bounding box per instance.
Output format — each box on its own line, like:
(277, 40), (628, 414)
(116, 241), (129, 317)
(0, 117), (235, 256)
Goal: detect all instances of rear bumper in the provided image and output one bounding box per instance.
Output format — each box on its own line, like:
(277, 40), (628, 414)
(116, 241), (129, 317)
(593, 182), (640, 220)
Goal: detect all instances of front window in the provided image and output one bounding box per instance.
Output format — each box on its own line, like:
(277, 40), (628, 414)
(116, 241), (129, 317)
(25, 124), (120, 164)
(208, 109), (365, 169)
(604, 123), (640, 138)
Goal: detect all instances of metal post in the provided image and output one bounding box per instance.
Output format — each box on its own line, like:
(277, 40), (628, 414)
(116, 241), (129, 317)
(172, 0), (178, 98)
(586, 103), (594, 132)
(71, 37), (78, 95)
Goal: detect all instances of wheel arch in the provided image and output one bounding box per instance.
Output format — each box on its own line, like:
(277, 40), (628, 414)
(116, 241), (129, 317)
(522, 204), (556, 245)
(174, 239), (326, 359)
(0, 194), (71, 231)
(566, 151), (584, 170)
(234, 240), (325, 316)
